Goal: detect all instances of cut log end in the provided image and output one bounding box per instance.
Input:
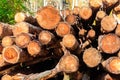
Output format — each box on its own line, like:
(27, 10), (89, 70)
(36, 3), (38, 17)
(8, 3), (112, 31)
(79, 7), (92, 20)
(114, 4), (120, 12)
(83, 48), (102, 67)
(98, 34), (120, 54)
(109, 57), (120, 74)
(36, 6), (61, 30)
(27, 41), (41, 56)
(96, 10), (106, 21)
(103, 57), (120, 74)
(62, 34), (78, 50)
(102, 0), (118, 7)
(12, 22), (29, 36)
(2, 36), (14, 47)
(56, 22), (71, 37)
(2, 45), (20, 64)
(89, 0), (102, 9)
(87, 29), (96, 38)
(1, 74), (12, 80)
(101, 16), (117, 32)
(72, 6), (80, 15)
(15, 33), (31, 48)
(65, 14), (76, 25)
(14, 12), (27, 23)
(38, 31), (53, 45)
(58, 53), (79, 73)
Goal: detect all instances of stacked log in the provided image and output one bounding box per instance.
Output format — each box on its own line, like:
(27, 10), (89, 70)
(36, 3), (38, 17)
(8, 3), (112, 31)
(1, 3), (120, 80)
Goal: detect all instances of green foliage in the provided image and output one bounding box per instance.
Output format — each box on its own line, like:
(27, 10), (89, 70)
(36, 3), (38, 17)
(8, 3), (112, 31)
(0, 0), (28, 24)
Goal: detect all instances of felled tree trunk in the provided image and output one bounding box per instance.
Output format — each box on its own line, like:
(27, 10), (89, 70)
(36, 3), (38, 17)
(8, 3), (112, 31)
(36, 6), (61, 30)
(83, 47), (102, 68)
(98, 33), (120, 54)
(12, 22), (42, 37)
(0, 23), (13, 38)
(14, 12), (36, 24)
(15, 33), (31, 48)
(102, 57), (120, 74)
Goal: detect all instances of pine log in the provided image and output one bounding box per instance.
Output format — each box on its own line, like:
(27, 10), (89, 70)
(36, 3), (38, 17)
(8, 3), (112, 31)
(62, 34), (79, 50)
(102, 57), (120, 74)
(86, 29), (96, 39)
(2, 45), (32, 64)
(72, 6), (80, 15)
(83, 47), (102, 67)
(101, 16), (117, 33)
(38, 30), (55, 45)
(15, 33), (31, 48)
(65, 14), (77, 25)
(0, 22), (13, 38)
(98, 34), (120, 54)
(102, 0), (118, 7)
(14, 12), (36, 24)
(96, 73), (114, 80)
(95, 10), (106, 21)
(89, 0), (103, 9)
(0, 54), (5, 67)
(61, 8), (71, 18)
(1, 74), (12, 80)
(36, 6), (61, 30)
(2, 36), (14, 47)
(79, 6), (92, 20)
(12, 22), (42, 37)
(56, 22), (73, 37)
(27, 40), (41, 57)
(114, 4), (120, 12)
(0, 44), (3, 53)
(115, 24), (120, 36)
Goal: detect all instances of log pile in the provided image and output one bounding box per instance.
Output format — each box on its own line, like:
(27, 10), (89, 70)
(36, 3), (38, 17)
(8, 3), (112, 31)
(0, 1), (120, 79)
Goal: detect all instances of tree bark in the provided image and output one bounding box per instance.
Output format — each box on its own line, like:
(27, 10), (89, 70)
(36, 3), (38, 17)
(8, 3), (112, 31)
(0, 23), (13, 39)
(14, 12), (36, 24)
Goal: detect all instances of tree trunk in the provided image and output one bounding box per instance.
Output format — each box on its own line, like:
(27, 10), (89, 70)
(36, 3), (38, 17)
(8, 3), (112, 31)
(102, 57), (120, 74)
(12, 22), (42, 37)
(36, 6), (61, 30)
(0, 23), (13, 39)
(101, 16), (117, 33)
(62, 34), (79, 50)
(2, 36), (14, 47)
(98, 33), (120, 54)
(83, 47), (102, 67)
(14, 12), (36, 24)
(56, 22), (74, 37)
(15, 33), (31, 48)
